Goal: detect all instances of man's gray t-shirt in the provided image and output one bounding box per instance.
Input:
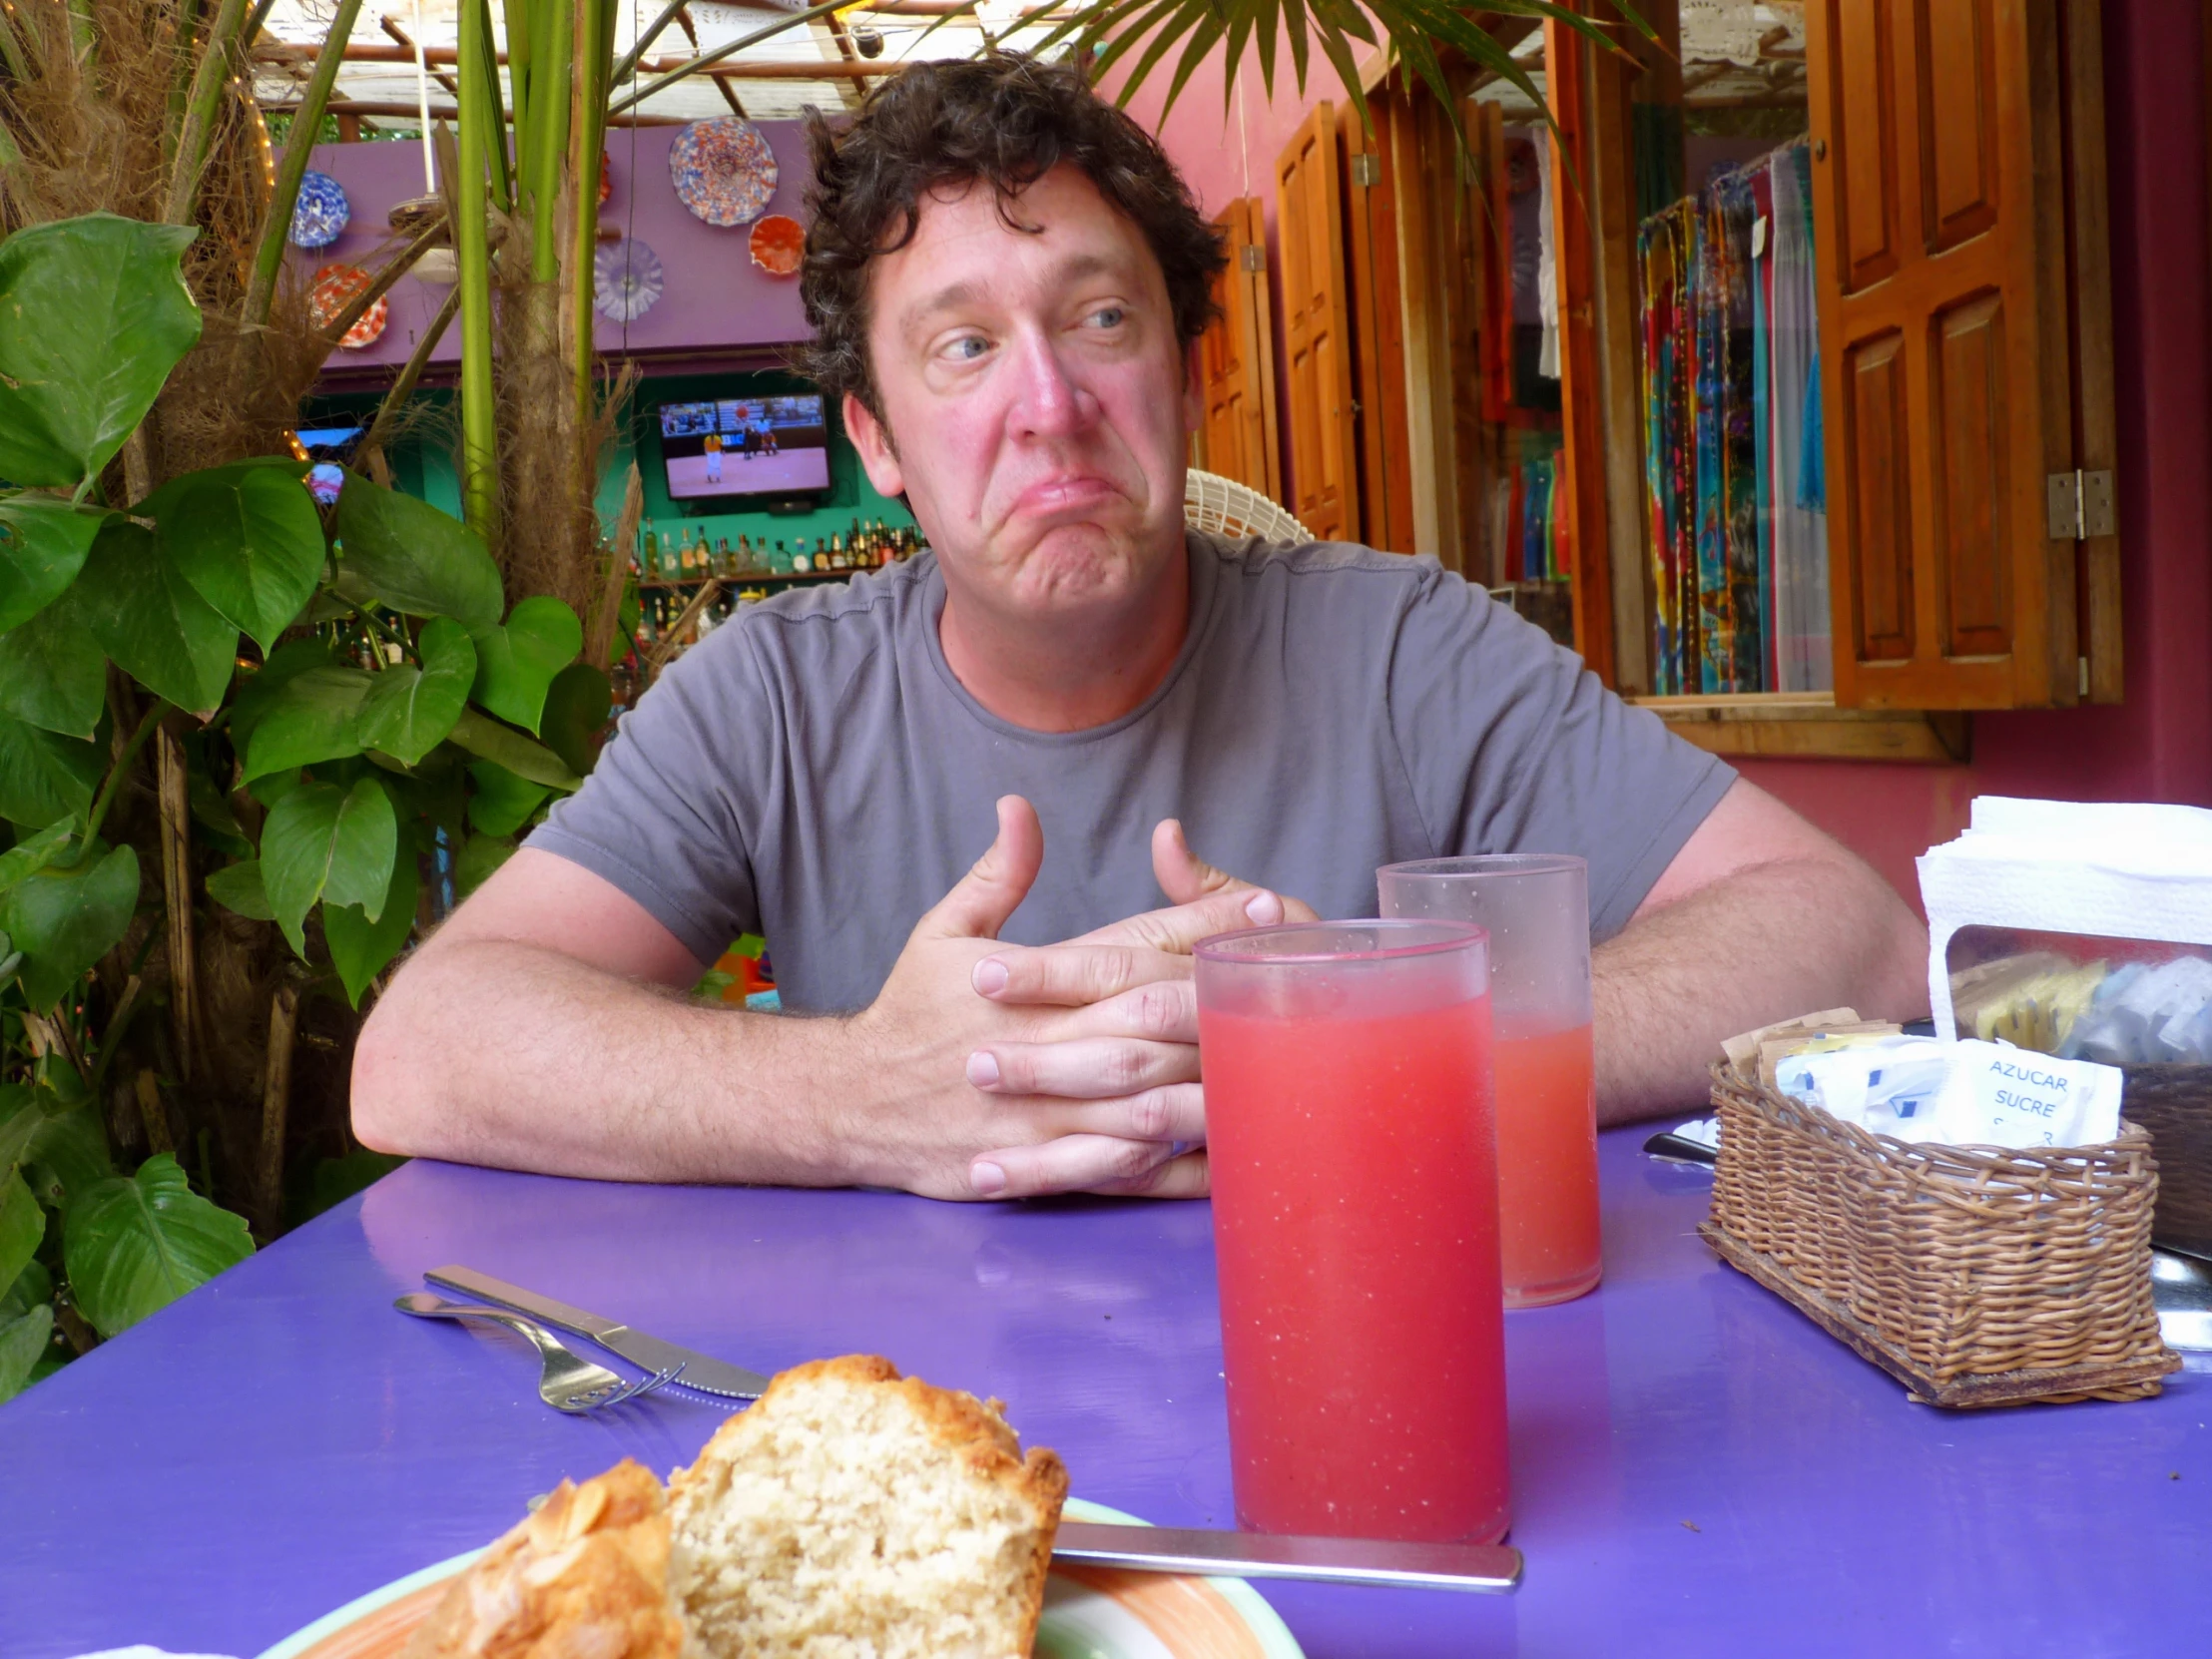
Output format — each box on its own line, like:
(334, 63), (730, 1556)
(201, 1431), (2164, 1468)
(530, 533), (1735, 1011)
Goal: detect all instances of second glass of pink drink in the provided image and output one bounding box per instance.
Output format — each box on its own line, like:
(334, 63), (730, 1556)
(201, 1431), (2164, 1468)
(1378, 855), (1602, 1308)
(1195, 921), (1510, 1545)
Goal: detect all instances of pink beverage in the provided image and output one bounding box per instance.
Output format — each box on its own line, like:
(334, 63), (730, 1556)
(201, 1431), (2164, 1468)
(1380, 856), (1603, 1308)
(1196, 922), (1510, 1545)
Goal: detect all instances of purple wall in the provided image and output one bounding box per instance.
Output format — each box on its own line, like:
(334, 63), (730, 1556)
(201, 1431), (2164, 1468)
(297, 122), (814, 377)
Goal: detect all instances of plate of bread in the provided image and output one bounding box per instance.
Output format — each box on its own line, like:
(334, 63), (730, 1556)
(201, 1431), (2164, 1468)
(258, 1355), (1304, 1659)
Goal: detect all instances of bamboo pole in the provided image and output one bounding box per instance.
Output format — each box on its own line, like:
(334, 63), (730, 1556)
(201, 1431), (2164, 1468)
(453, 9), (502, 545)
(244, 0), (365, 328)
(156, 729), (199, 1086)
(257, 983), (299, 1231)
(163, 0), (251, 224)
(571, 0), (611, 428)
(527, 0), (574, 283)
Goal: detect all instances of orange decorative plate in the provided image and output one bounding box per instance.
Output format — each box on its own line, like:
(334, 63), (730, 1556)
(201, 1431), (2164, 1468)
(307, 263), (388, 349)
(255, 1499), (1303, 1659)
(748, 214), (804, 276)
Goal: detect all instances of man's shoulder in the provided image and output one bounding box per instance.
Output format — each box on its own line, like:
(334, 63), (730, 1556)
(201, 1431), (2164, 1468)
(1198, 529), (1447, 589)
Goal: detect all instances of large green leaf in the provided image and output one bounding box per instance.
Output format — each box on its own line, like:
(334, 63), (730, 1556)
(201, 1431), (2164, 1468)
(1, 1257), (50, 1320)
(63, 1153), (254, 1340)
(330, 473), (503, 627)
(0, 592), (105, 738)
(205, 857), (276, 921)
(470, 596), (582, 736)
(447, 708), (581, 792)
(261, 777), (395, 954)
(242, 664), (372, 781)
(0, 821), (76, 896)
(0, 214), (202, 491)
(465, 761), (551, 837)
(0, 1079), (107, 1213)
(76, 520), (238, 716)
(0, 492), (108, 633)
(1, 842), (138, 1009)
(0, 1304), (52, 1402)
(0, 1173), (41, 1303)
(0, 714), (100, 829)
(325, 846), (417, 1007)
(539, 662), (611, 778)
(356, 618), (474, 767)
(230, 637), (332, 757)
(141, 460), (322, 654)
(454, 831), (516, 898)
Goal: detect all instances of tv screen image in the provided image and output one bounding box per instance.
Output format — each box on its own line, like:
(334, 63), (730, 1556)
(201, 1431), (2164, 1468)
(296, 423), (363, 507)
(660, 394), (830, 499)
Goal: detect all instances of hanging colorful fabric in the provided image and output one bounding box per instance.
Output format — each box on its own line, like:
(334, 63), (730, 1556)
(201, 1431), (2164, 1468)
(670, 118), (778, 227)
(307, 263), (387, 348)
(289, 171), (351, 249)
(595, 238), (665, 322)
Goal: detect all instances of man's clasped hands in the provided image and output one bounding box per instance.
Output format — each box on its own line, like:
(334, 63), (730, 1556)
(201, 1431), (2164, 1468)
(849, 795), (1316, 1205)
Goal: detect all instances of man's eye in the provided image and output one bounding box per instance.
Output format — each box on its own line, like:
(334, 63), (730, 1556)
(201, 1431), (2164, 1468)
(942, 335), (991, 362)
(1087, 306), (1126, 328)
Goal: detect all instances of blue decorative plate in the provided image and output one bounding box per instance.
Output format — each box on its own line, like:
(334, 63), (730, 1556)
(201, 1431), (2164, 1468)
(595, 238), (665, 323)
(669, 117), (777, 228)
(289, 170), (350, 249)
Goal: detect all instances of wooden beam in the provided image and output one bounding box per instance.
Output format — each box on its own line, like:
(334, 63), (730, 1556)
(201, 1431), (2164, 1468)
(1635, 695), (1972, 764)
(1587, 22), (1649, 694)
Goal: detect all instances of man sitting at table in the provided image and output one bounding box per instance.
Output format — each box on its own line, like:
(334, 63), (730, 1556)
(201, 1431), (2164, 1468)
(352, 55), (1927, 1201)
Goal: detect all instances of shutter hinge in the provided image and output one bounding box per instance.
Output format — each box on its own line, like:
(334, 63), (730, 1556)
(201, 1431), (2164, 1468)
(1239, 245), (1266, 274)
(2045, 469), (2117, 540)
(1350, 152), (1382, 187)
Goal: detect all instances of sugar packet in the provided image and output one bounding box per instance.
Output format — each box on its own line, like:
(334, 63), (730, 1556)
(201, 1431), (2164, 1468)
(1775, 1037), (2124, 1150)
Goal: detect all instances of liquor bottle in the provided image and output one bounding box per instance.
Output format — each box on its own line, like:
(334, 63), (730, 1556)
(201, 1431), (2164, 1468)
(830, 534), (847, 571)
(662, 528), (681, 580)
(642, 521), (659, 578)
(775, 538), (790, 572)
(717, 536), (733, 577)
(737, 533), (754, 573)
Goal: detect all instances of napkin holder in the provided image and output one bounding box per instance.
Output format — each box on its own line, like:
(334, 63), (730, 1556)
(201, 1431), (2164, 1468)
(1700, 1062), (2180, 1408)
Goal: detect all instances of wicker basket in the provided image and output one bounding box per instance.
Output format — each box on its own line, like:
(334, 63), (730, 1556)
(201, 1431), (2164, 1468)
(2120, 1062), (2212, 1258)
(1183, 468), (1312, 545)
(1702, 1063), (2181, 1407)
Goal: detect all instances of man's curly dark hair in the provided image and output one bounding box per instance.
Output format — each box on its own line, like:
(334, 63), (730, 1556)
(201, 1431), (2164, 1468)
(797, 54), (1227, 424)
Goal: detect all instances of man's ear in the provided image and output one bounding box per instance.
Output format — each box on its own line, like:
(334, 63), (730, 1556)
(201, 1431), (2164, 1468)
(843, 390), (905, 498)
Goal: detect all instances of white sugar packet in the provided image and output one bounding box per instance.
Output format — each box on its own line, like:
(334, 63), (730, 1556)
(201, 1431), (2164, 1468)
(1776, 1038), (2123, 1150)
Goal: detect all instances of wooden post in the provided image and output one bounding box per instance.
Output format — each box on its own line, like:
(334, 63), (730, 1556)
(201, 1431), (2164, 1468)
(258, 984), (299, 1230)
(157, 728), (199, 1085)
(1546, 12), (1618, 686)
(1589, 30), (1653, 694)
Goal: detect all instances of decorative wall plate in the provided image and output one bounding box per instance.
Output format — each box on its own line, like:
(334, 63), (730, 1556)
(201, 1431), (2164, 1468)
(289, 170), (351, 248)
(307, 263), (387, 348)
(748, 214), (804, 276)
(594, 238), (665, 322)
(669, 117), (777, 227)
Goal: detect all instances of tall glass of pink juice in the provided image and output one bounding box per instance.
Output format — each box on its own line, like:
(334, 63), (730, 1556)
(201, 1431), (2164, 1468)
(1379, 856), (1601, 1308)
(1194, 920), (1509, 1545)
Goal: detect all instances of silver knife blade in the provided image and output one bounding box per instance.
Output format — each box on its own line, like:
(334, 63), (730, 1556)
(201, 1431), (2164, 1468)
(425, 1265), (771, 1400)
(1051, 1522), (1521, 1593)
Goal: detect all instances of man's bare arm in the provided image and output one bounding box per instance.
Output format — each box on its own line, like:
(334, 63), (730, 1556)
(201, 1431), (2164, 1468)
(1592, 779), (1929, 1127)
(351, 801), (1277, 1197)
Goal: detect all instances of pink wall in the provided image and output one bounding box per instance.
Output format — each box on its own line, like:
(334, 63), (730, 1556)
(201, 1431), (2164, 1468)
(1133, 5), (2212, 913)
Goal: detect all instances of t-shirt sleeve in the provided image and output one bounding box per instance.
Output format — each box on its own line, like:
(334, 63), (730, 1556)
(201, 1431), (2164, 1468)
(524, 627), (772, 965)
(1386, 568), (1736, 940)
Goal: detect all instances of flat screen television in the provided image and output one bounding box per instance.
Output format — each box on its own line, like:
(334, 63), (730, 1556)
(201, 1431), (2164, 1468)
(296, 423), (362, 507)
(659, 394), (830, 500)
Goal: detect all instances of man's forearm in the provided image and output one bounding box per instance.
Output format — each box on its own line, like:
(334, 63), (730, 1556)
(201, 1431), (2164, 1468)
(1591, 856), (1930, 1127)
(352, 939), (852, 1184)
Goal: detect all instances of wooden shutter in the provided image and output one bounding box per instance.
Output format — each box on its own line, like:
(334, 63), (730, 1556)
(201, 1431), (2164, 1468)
(1196, 199), (1283, 503)
(1340, 102), (1414, 553)
(1807, 0), (2109, 709)
(1276, 103), (1360, 542)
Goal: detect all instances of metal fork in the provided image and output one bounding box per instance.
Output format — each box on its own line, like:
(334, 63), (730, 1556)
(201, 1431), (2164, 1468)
(394, 1292), (684, 1411)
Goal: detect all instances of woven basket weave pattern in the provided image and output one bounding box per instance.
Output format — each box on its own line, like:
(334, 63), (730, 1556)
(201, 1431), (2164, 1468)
(1183, 469), (1311, 545)
(1708, 1066), (2171, 1402)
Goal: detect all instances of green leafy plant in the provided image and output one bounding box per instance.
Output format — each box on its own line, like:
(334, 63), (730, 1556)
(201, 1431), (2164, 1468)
(0, 213), (604, 1401)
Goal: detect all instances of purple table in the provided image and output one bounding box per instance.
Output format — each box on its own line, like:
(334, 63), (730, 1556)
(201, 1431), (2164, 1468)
(4, 1129), (2205, 1657)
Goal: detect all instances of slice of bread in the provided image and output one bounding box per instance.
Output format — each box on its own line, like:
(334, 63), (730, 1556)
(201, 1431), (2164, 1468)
(401, 1458), (690, 1659)
(667, 1355), (1069, 1659)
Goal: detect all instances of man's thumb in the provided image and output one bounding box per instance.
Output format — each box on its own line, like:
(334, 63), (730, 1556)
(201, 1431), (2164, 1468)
(1152, 819), (1240, 905)
(916, 796), (1044, 941)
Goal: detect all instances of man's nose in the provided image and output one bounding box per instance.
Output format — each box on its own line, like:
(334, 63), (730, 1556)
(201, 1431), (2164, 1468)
(1004, 327), (1099, 440)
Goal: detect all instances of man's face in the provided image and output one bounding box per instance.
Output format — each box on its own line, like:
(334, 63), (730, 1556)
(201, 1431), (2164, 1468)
(843, 164), (1199, 624)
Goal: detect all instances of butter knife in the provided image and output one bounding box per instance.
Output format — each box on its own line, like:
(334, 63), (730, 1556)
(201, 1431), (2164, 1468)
(424, 1265), (771, 1400)
(1053, 1523), (1521, 1592)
